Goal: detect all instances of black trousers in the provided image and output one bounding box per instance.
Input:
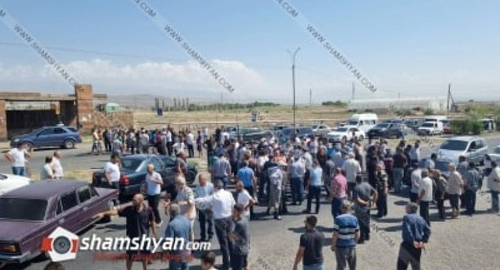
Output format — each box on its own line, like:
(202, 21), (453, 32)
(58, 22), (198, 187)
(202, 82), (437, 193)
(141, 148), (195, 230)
(214, 217), (234, 270)
(198, 210), (214, 240)
(377, 189), (388, 217)
(464, 189), (477, 215)
(437, 198), (445, 219)
(420, 201), (430, 225)
(244, 186), (255, 217)
(167, 142), (173, 156)
(306, 186), (321, 213)
(104, 139), (111, 152)
(355, 206), (370, 242)
(187, 144), (194, 158)
(410, 192), (418, 203)
(397, 242), (422, 270)
(147, 194), (162, 224)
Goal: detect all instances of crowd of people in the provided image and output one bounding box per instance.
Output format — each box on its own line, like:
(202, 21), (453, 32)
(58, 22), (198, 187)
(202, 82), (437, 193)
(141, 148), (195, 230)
(4, 124), (500, 270)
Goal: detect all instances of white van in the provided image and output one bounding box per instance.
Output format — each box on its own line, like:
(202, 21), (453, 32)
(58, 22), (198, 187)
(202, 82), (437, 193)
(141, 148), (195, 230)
(345, 113), (378, 132)
(417, 121), (443, 136)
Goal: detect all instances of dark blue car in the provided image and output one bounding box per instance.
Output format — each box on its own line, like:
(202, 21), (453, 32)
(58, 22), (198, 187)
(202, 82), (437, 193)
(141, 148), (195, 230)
(10, 125), (82, 150)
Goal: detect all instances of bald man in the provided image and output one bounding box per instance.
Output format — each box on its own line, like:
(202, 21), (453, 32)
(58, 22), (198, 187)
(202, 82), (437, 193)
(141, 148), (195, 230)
(94, 194), (157, 270)
(145, 164), (164, 226)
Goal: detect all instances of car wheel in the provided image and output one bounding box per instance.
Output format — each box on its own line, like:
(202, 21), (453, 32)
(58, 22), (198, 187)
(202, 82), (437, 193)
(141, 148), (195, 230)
(63, 139), (75, 149)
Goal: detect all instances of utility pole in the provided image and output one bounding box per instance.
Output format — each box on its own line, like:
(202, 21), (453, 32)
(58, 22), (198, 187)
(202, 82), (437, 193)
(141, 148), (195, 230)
(446, 83), (451, 114)
(287, 47), (301, 137)
(309, 88), (312, 112)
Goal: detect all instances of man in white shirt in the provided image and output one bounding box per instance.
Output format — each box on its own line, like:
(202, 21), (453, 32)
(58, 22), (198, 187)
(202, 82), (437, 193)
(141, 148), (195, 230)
(236, 181), (256, 220)
(195, 174), (214, 241)
(4, 143), (32, 176)
(410, 163), (422, 203)
(145, 164), (163, 226)
(342, 153), (362, 198)
(195, 180), (235, 270)
(186, 131), (195, 158)
(51, 151), (64, 179)
(40, 156), (55, 180)
(104, 154), (121, 189)
(418, 169), (433, 225)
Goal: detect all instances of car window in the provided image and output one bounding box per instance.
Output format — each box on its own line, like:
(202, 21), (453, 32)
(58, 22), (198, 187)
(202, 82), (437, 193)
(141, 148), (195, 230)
(121, 158), (144, 171)
(476, 140), (485, 149)
(78, 187), (92, 204)
(440, 140), (468, 151)
(150, 158), (163, 170)
(161, 157), (176, 166)
(89, 185), (97, 197)
(39, 128), (54, 136)
(61, 191), (78, 211)
(54, 128), (67, 134)
(0, 198), (47, 221)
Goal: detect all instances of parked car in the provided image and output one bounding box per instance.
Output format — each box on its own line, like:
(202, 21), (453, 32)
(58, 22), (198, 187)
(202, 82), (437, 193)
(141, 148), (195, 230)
(418, 158), (452, 178)
(344, 113), (378, 132)
(405, 119), (425, 131)
(367, 123), (411, 139)
(296, 127), (315, 139)
(442, 120), (452, 134)
(0, 174), (31, 196)
(10, 125), (82, 150)
(92, 154), (197, 201)
(0, 180), (117, 265)
(417, 122), (443, 136)
(311, 124), (331, 137)
(243, 130), (274, 142)
(437, 136), (489, 164)
(327, 127), (365, 143)
(223, 126), (259, 139)
(487, 145), (500, 164)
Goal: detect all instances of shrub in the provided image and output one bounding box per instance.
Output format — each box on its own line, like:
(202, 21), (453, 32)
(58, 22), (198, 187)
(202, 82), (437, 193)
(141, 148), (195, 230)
(423, 108), (434, 116)
(451, 119), (483, 135)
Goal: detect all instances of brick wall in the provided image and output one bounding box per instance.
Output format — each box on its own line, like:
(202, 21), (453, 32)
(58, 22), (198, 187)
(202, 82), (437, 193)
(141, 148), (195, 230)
(75, 84), (95, 133)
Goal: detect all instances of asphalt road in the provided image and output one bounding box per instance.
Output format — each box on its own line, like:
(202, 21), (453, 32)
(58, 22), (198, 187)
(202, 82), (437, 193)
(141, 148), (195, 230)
(1, 135), (500, 270)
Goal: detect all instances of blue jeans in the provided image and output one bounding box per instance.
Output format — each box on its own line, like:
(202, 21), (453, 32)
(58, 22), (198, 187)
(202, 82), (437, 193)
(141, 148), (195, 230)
(291, 177), (304, 203)
(11, 167), (25, 176)
(303, 263), (324, 270)
(491, 190), (499, 212)
(331, 197), (346, 219)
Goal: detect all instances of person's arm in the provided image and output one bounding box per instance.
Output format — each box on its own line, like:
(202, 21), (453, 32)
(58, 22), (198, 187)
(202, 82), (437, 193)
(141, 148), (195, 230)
(292, 247), (305, 270)
(4, 152), (14, 163)
(371, 189), (379, 207)
(331, 231), (339, 252)
(93, 203), (128, 219)
(150, 211), (158, 238)
(252, 171), (257, 188)
(24, 149), (33, 159)
(185, 192), (196, 218)
(152, 173), (163, 185)
(103, 166), (112, 184)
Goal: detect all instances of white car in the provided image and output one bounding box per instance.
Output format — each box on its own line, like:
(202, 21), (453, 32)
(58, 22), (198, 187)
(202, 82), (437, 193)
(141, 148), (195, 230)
(417, 122), (443, 136)
(0, 174), (32, 195)
(311, 124), (331, 136)
(327, 127), (365, 142)
(487, 145), (500, 164)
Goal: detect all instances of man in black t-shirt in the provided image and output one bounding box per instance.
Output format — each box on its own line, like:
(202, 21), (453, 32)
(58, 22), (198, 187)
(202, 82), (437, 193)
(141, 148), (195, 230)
(94, 194), (157, 270)
(293, 215), (324, 270)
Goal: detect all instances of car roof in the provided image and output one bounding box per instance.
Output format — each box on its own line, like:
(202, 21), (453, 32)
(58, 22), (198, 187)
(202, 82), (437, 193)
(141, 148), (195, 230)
(2, 180), (88, 200)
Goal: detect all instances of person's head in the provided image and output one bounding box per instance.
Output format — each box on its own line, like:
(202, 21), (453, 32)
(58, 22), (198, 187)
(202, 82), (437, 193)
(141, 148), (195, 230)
(53, 150), (61, 159)
(110, 154), (120, 163)
(449, 163), (456, 172)
(198, 174), (207, 186)
(17, 142), (25, 149)
(411, 162), (419, 169)
(341, 200), (352, 214)
(169, 203), (180, 216)
(214, 180), (224, 191)
(175, 177), (186, 191)
(348, 153), (355, 159)
(235, 181), (244, 192)
(376, 163), (384, 172)
(45, 155), (53, 164)
(433, 170), (441, 179)
(492, 161), (498, 169)
(355, 175), (363, 184)
(201, 251), (216, 270)
(44, 262), (65, 270)
(132, 193), (144, 207)
(313, 159), (319, 168)
(304, 215), (317, 229)
(421, 169), (429, 178)
(468, 161), (476, 169)
(405, 202), (419, 214)
(430, 153), (437, 160)
(334, 167), (342, 176)
(459, 155), (466, 162)
(177, 150), (185, 158)
(233, 203), (244, 219)
(147, 163), (155, 174)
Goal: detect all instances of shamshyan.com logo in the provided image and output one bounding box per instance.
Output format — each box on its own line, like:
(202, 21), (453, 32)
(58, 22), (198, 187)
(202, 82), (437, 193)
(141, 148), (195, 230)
(41, 227), (211, 262)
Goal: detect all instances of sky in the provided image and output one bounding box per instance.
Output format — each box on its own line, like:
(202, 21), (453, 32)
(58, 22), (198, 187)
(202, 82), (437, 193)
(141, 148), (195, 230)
(0, 0), (499, 104)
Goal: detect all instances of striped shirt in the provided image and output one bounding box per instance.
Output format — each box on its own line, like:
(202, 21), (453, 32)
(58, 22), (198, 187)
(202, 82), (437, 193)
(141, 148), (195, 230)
(333, 214), (359, 248)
